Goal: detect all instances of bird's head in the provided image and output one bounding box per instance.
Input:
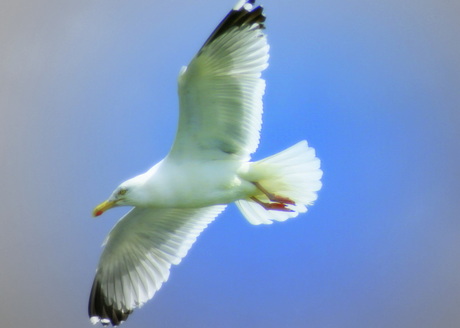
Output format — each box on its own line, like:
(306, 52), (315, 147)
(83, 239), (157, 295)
(92, 178), (142, 217)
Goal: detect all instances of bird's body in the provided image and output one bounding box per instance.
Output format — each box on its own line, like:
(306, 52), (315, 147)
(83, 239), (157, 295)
(128, 158), (255, 208)
(89, 0), (323, 326)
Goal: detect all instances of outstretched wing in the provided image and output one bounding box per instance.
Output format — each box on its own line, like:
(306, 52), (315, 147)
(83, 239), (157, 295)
(168, 0), (269, 161)
(88, 205), (226, 326)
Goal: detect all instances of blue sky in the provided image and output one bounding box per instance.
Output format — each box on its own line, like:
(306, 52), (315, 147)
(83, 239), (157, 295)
(1, 0), (459, 327)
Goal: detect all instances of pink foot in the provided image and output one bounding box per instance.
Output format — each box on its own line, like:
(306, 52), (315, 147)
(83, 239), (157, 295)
(269, 194), (295, 205)
(250, 197), (295, 212)
(252, 182), (296, 206)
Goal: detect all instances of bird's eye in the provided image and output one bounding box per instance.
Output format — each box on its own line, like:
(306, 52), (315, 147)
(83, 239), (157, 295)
(118, 188), (127, 196)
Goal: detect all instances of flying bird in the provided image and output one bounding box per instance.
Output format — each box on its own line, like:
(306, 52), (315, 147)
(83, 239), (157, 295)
(89, 0), (322, 325)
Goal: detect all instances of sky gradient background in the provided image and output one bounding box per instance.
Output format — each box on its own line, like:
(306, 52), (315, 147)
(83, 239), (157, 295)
(1, 0), (459, 327)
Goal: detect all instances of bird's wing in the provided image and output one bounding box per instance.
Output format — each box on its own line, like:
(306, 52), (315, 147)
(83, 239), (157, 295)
(168, 0), (269, 161)
(88, 205), (226, 326)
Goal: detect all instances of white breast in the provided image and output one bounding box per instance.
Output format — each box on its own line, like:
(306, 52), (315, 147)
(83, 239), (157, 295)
(140, 157), (256, 208)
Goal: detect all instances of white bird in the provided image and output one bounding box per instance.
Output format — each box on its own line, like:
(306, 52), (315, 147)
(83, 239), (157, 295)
(89, 0), (322, 326)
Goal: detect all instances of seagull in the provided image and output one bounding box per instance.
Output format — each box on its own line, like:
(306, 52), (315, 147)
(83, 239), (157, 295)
(88, 0), (322, 325)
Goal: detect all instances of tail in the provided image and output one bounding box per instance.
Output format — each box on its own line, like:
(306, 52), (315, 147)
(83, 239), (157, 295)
(236, 140), (322, 225)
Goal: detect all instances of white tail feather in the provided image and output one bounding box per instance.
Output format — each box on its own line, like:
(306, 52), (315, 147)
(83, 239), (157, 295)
(236, 141), (322, 225)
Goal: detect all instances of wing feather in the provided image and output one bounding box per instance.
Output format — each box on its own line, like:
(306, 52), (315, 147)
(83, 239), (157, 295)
(89, 205), (226, 326)
(169, 1), (269, 161)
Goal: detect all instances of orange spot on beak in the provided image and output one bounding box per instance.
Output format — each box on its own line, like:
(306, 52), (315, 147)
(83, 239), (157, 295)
(92, 200), (116, 217)
(94, 210), (104, 217)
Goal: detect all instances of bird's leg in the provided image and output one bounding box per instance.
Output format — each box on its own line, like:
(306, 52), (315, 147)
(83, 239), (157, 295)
(250, 197), (295, 212)
(253, 182), (295, 205)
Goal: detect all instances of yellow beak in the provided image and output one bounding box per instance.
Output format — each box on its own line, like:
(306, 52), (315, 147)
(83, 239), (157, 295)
(93, 200), (117, 217)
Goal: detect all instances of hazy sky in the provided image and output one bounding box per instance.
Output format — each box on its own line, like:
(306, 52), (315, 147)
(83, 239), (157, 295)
(1, 0), (459, 327)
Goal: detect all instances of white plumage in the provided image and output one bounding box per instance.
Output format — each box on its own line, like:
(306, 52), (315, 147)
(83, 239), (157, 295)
(89, 0), (322, 326)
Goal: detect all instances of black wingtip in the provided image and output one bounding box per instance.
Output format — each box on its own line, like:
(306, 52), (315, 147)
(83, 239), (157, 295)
(88, 277), (132, 326)
(200, 0), (266, 49)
